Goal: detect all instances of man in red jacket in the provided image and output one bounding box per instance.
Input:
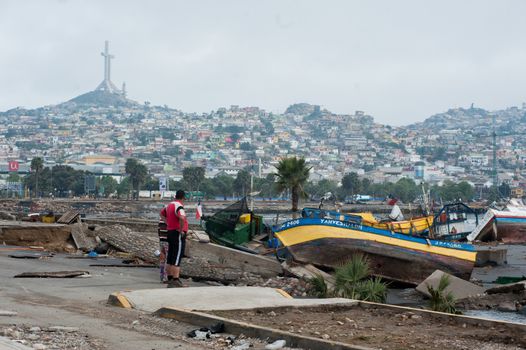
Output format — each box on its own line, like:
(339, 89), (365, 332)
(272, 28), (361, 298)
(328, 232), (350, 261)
(160, 190), (188, 288)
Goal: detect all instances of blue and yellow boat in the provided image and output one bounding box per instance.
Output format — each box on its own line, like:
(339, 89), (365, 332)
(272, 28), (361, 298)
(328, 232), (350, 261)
(273, 215), (477, 285)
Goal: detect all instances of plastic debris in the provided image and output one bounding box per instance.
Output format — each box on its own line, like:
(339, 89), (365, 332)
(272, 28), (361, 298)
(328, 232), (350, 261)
(265, 339), (286, 349)
(232, 342), (251, 350)
(186, 330), (211, 340)
(186, 322), (224, 340)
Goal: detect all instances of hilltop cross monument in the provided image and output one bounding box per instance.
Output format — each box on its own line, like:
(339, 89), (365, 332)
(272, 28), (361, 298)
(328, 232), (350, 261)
(95, 40), (122, 94)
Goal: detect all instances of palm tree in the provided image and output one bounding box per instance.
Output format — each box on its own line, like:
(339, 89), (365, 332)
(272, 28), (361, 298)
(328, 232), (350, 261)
(30, 157), (44, 198)
(275, 156), (311, 211)
(125, 158), (148, 200)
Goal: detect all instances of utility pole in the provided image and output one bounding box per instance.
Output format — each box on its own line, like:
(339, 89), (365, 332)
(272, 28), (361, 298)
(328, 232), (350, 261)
(492, 114), (498, 190)
(250, 172), (254, 212)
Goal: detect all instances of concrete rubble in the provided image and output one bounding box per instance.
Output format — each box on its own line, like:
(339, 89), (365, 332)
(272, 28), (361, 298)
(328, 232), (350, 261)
(486, 281), (526, 295)
(457, 280), (526, 313)
(0, 211), (16, 221)
(64, 222), (316, 295)
(93, 224), (159, 263)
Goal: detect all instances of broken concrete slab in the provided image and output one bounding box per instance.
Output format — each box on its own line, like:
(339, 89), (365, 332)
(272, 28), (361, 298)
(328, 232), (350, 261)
(486, 281), (526, 295)
(95, 225), (158, 263)
(282, 262), (335, 289)
(475, 245), (508, 266)
(70, 223), (96, 252)
(14, 271), (90, 278)
(189, 230), (210, 243)
(108, 286), (356, 312)
(416, 270), (485, 300)
(186, 240), (282, 278)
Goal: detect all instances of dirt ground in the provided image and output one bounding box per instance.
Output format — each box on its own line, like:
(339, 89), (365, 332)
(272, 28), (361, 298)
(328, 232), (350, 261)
(212, 304), (526, 350)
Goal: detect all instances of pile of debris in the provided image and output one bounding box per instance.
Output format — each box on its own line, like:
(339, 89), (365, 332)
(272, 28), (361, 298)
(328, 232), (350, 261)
(1, 324), (105, 350)
(457, 281), (526, 313)
(62, 222), (318, 295)
(0, 210), (16, 220)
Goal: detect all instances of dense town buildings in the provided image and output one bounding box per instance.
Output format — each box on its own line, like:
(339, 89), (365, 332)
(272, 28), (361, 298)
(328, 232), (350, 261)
(1, 95), (526, 195)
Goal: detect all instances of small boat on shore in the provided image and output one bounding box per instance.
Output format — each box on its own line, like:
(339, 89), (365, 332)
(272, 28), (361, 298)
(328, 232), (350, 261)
(429, 202), (480, 241)
(273, 214), (477, 285)
(468, 207), (526, 244)
(203, 197), (268, 253)
(301, 207), (434, 235)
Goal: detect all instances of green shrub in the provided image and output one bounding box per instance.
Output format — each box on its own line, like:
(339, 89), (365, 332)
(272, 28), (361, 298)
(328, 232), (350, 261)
(308, 254), (387, 303)
(355, 277), (388, 303)
(308, 274), (329, 298)
(427, 274), (457, 314)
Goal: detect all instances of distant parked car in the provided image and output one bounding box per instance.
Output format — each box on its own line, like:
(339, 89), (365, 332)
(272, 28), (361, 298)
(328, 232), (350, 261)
(345, 194), (372, 204)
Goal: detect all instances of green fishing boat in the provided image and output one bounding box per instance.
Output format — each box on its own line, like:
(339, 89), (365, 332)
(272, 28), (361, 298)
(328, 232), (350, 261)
(203, 197), (266, 253)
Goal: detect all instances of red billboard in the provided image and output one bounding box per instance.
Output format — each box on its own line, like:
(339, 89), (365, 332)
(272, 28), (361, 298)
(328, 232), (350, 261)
(8, 161), (19, 172)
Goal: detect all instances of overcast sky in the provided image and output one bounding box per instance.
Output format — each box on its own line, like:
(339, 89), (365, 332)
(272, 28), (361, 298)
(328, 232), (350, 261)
(2, 1), (526, 125)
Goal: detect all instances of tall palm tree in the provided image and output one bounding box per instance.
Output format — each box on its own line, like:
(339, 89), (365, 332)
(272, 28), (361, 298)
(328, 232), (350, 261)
(30, 157), (44, 198)
(125, 158), (147, 200)
(275, 156), (311, 211)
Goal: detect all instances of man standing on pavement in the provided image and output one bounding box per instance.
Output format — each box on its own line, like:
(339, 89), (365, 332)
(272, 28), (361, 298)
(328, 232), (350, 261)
(160, 190), (188, 288)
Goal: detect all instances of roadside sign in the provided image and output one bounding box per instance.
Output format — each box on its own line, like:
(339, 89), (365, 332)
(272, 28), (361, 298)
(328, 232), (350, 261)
(8, 161), (19, 172)
(159, 177), (167, 191)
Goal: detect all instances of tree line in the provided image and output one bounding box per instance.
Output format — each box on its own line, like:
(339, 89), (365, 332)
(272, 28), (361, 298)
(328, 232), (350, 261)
(8, 157), (497, 206)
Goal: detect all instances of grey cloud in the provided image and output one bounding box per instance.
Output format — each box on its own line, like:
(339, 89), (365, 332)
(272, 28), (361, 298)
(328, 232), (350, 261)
(2, 0), (526, 125)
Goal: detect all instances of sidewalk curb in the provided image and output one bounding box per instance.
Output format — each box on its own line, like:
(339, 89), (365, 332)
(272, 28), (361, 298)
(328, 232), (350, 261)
(107, 292), (132, 308)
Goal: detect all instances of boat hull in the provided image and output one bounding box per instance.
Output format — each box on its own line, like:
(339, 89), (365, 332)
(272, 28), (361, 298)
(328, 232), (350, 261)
(274, 218), (476, 285)
(495, 219), (526, 243)
(366, 216), (434, 235)
(468, 209), (526, 244)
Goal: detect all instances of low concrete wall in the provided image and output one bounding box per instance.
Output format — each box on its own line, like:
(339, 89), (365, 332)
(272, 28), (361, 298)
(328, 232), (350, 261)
(476, 246), (508, 266)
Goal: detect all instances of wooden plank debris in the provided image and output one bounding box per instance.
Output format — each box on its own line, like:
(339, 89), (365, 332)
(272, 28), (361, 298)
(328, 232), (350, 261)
(8, 252), (54, 259)
(56, 210), (80, 224)
(14, 271), (90, 278)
